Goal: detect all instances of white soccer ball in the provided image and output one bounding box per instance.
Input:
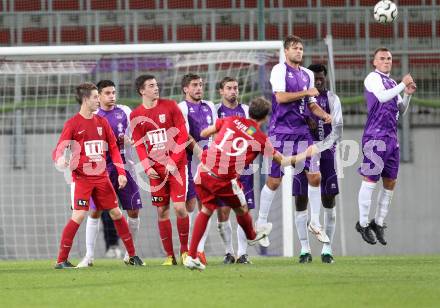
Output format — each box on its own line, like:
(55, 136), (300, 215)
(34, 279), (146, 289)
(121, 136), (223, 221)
(374, 0), (398, 24)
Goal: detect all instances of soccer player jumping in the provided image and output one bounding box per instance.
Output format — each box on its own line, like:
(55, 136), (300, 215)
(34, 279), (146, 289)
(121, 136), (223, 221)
(356, 48), (416, 245)
(53, 82), (144, 269)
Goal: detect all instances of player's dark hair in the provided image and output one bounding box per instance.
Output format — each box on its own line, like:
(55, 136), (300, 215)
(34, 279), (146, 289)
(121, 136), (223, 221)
(283, 35), (303, 50)
(181, 73), (201, 91)
(96, 80), (115, 93)
(307, 64), (327, 76)
(373, 47), (391, 57)
(249, 96), (271, 121)
(218, 76), (238, 90)
(135, 74), (156, 96)
(75, 82), (97, 105)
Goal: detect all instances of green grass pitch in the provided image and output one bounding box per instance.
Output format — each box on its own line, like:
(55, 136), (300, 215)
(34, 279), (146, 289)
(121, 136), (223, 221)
(1, 256), (439, 308)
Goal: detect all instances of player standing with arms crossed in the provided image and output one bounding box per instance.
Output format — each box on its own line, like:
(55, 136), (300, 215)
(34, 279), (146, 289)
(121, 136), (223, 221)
(53, 82), (144, 268)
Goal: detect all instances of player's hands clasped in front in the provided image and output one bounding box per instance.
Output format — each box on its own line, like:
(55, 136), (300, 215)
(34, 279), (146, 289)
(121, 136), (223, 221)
(55, 156), (69, 171)
(323, 113), (332, 124)
(165, 162), (178, 175)
(146, 167), (160, 179)
(307, 87), (319, 97)
(118, 175), (127, 189)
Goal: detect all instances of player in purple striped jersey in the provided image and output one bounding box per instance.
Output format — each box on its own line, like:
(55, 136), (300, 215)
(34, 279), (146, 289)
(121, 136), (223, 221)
(295, 64), (343, 263)
(178, 73), (217, 265)
(215, 77), (255, 265)
(356, 48), (416, 246)
(255, 35), (332, 263)
(77, 80), (143, 267)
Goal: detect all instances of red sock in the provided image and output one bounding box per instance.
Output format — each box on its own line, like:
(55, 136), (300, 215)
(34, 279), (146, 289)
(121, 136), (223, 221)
(113, 216), (136, 257)
(236, 212), (256, 240)
(158, 219), (174, 257)
(57, 219), (80, 263)
(176, 215), (189, 253)
(189, 212), (210, 259)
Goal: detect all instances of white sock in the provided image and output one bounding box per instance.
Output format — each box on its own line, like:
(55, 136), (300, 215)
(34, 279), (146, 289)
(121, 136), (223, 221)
(322, 207), (336, 255)
(85, 217), (100, 259)
(358, 181), (377, 227)
(236, 224), (248, 257)
(295, 210), (310, 254)
(375, 189), (393, 226)
(308, 184), (322, 227)
(257, 185), (277, 225)
(126, 217), (140, 258)
(217, 220), (234, 255)
(197, 216), (211, 252)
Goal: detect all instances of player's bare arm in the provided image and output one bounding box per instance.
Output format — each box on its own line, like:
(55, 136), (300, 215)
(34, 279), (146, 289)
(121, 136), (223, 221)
(200, 125), (217, 138)
(275, 87), (319, 104)
(309, 102), (332, 124)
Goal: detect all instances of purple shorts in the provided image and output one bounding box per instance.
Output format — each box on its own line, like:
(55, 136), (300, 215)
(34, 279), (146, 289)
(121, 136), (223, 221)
(186, 159), (198, 201)
(358, 136), (399, 182)
(293, 152), (339, 196)
(90, 166), (142, 211)
(240, 172), (255, 209)
(269, 132), (319, 178)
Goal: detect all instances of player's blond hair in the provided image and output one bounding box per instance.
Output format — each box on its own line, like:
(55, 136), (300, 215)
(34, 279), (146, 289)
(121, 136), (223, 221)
(75, 82), (97, 105)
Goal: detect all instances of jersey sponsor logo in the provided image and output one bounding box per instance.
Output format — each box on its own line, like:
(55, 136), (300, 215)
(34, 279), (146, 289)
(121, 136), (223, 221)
(159, 114), (166, 123)
(189, 107), (194, 113)
(117, 122), (124, 133)
(77, 199), (88, 207)
(84, 140), (104, 162)
(147, 128), (167, 150)
(97, 127), (103, 136)
(206, 115), (212, 124)
(287, 71), (294, 78)
(151, 196), (164, 202)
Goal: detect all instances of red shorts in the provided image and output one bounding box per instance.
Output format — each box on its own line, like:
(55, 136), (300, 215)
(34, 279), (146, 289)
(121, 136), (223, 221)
(194, 169), (246, 212)
(70, 177), (118, 211)
(149, 165), (187, 207)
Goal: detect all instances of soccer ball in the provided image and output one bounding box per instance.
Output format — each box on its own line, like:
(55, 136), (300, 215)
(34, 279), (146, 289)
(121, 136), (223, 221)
(374, 0), (398, 24)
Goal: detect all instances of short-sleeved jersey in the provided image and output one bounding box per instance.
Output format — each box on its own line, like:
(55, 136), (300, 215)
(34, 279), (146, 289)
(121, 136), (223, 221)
(52, 113), (126, 182)
(130, 99), (188, 167)
(96, 104), (131, 166)
(202, 116), (275, 180)
(216, 103), (249, 119)
(178, 100), (217, 148)
(269, 62), (315, 135)
(363, 70), (403, 139)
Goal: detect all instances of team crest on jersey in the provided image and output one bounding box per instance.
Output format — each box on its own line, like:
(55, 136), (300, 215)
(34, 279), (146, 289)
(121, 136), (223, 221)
(246, 126), (257, 136)
(115, 112), (123, 120)
(97, 127), (103, 136)
(159, 114), (166, 123)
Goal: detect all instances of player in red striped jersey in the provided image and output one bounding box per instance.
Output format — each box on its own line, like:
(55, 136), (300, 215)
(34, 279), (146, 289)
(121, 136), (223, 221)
(52, 82), (144, 268)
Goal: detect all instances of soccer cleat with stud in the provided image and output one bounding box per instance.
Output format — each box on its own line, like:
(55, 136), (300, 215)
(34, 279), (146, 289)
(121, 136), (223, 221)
(369, 219), (387, 245)
(256, 222), (271, 247)
(321, 253), (334, 264)
(299, 253), (313, 264)
(248, 222), (272, 247)
(223, 253), (236, 264)
(162, 255), (178, 266)
(184, 255), (206, 271)
(128, 255), (145, 266)
(76, 257), (94, 268)
(123, 253), (130, 265)
(236, 254), (252, 264)
(180, 251), (189, 265)
(54, 260), (76, 269)
(355, 221), (377, 245)
(308, 223), (330, 243)
(197, 251), (207, 265)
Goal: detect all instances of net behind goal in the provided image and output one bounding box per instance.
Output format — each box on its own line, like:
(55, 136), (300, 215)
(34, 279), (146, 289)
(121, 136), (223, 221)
(0, 42), (306, 260)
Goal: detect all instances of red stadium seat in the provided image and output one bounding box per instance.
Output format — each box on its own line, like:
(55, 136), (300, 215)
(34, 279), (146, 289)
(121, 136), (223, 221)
(265, 24), (280, 40)
(243, 0), (274, 7)
(281, 0), (310, 7)
(359, 0), (378, 5)
(360, 23), (394, 38)
(210, 24), (241, 40)
(91, 0), (117, 10)
(22, 28), (49, 44)
(138, 25), (164, 42)
(99, 26), (125, 42)
(322, 23), (356, 39)
(129, 0), (156, 9)
(321, 0), (346, 6)
(284, 23), (318, 39)
(167, 0), (197, 9)
(206, 0), (233, 8)
(61, 26), (87, 43)
(407, 22), (432, 37)
(0, 29), (10, 44)
(14, 0), (41, 11)
(177, 25), (203, 41)
(398, 0), (423, 5)
(52, 0), (81, 10)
